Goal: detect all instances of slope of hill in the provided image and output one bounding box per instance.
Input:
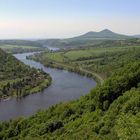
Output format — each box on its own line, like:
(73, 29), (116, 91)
(37, 29), (134, 48)
(0, 44), (45, 54)
(0, 40), (41, 47)
(0, 40), (46, 54)
(70, 29), (131, 40)
(0, 59), (139, 139)
(29, 40), (140, 83)
(0, 49), (51, 100)
(0, 30), (137, 50)
(0, 62), (140, 140)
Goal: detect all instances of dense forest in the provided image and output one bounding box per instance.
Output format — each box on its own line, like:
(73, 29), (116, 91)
(0, 60), (139, 139)
(0, 49), (51, 100)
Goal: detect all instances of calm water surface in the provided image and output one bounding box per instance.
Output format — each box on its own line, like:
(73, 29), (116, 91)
(0, 52), (96, 121)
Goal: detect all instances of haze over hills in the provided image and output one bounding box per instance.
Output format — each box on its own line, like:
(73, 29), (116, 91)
(134, 35), (140, 38)
(0, 29), (139, 49)
(37, 29), (135, 48)
(69, 29), (132, 40)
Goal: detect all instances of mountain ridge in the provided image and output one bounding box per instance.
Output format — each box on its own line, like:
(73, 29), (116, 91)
(0, 29), (138, 48)
(70, 29), (132, 40)
(36, 29), (135, 48)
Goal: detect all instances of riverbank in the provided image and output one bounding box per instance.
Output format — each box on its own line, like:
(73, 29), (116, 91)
(28, 55), (104, 84)
(0, 75), (52, 102)
(0, 51), (52, 102)
(0, 97), (11, 102)
(0, 52), (96, 121)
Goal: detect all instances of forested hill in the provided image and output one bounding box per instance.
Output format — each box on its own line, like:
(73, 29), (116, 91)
(70, 29), (131, 40)
(0, 49), (51, 100)
(36, 30), (136, 48)
(0, 60), (140, 139)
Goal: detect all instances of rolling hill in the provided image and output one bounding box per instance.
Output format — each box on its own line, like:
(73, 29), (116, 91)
(0, 40), (45, 53)
(0, 48), (51, 100)
(37, 29), (134, 48)
(0, 29), (137, 49)
(70, 29), (131, 40)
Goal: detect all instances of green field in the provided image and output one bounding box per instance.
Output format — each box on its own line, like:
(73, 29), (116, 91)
(63, 47), (132, 60)
(40, 52), (65, 62)
(30, 45), (140, 83)
(0, 45), (44, 54)
(0, 45), (37, 49)
(39, 46), (139, 62)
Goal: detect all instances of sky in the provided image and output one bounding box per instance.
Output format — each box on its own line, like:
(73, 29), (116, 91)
(0, 0), (140, 39)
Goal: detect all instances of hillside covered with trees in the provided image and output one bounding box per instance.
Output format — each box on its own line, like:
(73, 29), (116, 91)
(29, 39), (140, 83)
(0, 49), (51, 100)
(0, 55), (140, 139)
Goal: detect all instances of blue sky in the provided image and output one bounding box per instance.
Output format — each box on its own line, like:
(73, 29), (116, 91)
(0, 0), (140, 39)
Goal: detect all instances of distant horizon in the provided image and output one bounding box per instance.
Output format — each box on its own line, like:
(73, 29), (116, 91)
(0, 0), (140, 39)
(0, 29), (139, 40)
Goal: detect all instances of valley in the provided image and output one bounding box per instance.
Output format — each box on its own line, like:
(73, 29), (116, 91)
(28, 41), (140, 83)
(0, 49), (139, 139)
(0, 31), (140, 140)
(1, 0), (140, 139)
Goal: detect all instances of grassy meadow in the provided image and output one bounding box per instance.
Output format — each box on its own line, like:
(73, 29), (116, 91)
(0, 45), (44, 54)
(29, 44), (140, 82)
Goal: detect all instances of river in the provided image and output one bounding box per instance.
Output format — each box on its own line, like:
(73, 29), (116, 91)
(0, 52), (96, 121)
